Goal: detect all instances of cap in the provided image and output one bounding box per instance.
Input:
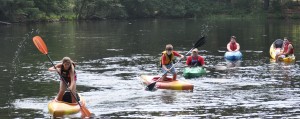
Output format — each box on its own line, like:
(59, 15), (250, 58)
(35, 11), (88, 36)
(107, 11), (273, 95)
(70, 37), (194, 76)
(192, 48), (198, 52)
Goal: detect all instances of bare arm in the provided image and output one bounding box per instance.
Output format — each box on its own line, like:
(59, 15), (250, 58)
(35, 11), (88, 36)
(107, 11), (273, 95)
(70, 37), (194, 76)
(48, 63), (62, 72)
(180, 54), (184, 60)
(227, 43), (232, 51)
(235, 43), (240, 51)
(68, 65), (76, 91)
(162, 65), (168, 71)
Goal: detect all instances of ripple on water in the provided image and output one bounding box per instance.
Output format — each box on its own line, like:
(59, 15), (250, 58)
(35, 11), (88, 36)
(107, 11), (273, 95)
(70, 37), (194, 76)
(10, 54), (300, 118)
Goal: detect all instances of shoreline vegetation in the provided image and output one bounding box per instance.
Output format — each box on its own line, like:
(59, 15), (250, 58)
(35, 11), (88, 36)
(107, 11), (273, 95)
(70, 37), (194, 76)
(1, 0), (300, 24)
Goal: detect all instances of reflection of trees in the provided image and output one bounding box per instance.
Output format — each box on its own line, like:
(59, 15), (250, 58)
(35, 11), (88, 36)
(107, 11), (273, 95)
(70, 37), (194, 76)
(226, 60), (241, 68)
(269, 61), (296, 88)
(225, 60), (241, 79)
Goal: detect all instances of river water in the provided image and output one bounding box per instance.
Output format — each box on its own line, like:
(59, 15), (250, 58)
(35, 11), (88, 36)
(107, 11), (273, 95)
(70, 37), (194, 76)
(1, 18), (300, 118)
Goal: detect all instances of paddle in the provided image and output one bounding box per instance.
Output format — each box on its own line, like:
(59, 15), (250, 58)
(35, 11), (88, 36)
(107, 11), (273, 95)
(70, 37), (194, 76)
(32, 36), (91, 117)
(146, 36), (206, 91)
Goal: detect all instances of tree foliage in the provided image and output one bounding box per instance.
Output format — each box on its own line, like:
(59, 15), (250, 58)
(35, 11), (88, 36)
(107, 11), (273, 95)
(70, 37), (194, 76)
(0, 0), (74, 22)
(0, 0), (297, 22)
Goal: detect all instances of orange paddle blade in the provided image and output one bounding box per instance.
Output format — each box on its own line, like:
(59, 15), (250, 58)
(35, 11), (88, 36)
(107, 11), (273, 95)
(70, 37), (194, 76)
(81, 106), (92, 118)
(33, 36), (48, 54)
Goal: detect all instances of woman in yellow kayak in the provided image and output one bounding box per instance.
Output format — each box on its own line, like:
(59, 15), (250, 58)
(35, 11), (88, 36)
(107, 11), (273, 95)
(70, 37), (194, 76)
(48, 57), (77, 103)
(160, 44), (184, 81)
(276, 37), (294, 61)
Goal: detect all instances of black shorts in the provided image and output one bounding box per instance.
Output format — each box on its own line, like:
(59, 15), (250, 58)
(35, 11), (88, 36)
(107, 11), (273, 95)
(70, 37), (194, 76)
(62, 91), (80, 103)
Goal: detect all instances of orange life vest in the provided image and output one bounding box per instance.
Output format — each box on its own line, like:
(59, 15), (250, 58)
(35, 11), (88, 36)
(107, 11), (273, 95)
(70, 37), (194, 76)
(160, 51), (175, 66)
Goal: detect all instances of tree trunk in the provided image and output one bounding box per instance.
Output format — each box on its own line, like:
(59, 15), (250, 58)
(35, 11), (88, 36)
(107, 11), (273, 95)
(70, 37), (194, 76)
(264, 0), (269, 11)
(77, 0), (88, 20)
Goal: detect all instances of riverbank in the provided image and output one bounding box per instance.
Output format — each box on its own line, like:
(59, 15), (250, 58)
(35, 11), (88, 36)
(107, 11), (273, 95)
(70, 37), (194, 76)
(2, 12), (300, 24)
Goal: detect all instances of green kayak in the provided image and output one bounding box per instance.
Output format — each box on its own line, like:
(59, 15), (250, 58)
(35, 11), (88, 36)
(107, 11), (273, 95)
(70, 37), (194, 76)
(183, 67), (206, 79)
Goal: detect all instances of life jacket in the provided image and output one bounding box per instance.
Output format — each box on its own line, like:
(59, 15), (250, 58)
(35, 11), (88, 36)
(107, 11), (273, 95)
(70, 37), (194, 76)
(191, 56), (201, 66)
(230, 42), (237, 51)
(61, 63), (76, 83)
(160, 51), (175, 67)
(283, 41), (294, 55)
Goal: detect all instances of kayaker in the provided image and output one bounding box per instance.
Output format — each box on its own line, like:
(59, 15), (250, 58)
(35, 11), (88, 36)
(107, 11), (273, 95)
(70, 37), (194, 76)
(186, 48), (205, 67)
(276, 37), (294, 61)
(49, 57), (77, 103)
(227, 36), (240, 52)
(273, 39), (284, 49)
(160, 44), (184, 81)
(273, 39), (284, 56)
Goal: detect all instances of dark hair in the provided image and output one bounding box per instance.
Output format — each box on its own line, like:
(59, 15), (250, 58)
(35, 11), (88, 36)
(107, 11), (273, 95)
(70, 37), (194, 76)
(284, 37), (289, 41)
(165, 44), (173, 51)
(231, 36), (236, 39)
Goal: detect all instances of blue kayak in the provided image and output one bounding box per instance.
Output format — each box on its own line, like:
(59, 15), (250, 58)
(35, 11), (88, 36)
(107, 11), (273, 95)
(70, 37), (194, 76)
(224, 51), (242, 61)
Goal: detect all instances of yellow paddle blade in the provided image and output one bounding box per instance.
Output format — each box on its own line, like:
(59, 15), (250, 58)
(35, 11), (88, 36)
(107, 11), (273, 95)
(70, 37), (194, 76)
(33, 36), (48, 55)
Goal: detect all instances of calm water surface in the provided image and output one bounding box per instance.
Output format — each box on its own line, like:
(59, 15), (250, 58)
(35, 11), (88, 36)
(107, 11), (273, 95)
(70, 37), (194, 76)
(1, 18), (300, 118)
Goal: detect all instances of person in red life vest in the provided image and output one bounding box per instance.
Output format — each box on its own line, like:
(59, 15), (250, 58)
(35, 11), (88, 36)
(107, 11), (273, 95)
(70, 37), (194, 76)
(227, 36), (240, 52)
(161, 44), (184, 81)
(186, 48), (205, 67)
(276, 37), (294, 61)
(48, 57), (77, 103)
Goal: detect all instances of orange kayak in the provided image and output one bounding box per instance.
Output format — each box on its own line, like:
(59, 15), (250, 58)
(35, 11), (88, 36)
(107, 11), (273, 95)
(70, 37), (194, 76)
(48, 93), (86, 117)
(141, 75), (194, 90)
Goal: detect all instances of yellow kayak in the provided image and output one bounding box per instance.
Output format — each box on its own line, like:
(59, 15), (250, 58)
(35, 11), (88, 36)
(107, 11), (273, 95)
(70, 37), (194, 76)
(48, 92), (86, 117)
(141, 75), (194, 90)
(269, 43), (295, 62)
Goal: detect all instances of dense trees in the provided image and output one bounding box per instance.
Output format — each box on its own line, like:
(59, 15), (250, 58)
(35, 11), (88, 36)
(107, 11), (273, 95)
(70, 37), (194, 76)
(0, 0), (74, 22)
(0, 0), (299, 22)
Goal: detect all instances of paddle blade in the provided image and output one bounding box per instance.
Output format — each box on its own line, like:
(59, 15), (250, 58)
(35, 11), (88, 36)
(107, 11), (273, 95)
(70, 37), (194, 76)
(193, 36), (206, 48)
(80, 106), (92, 118)
(33, 36), (48, 54)
(146, 82), (157, 91)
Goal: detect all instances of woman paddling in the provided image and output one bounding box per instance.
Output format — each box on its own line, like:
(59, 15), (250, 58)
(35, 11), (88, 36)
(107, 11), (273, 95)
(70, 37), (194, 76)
(48, 57), (77, 103)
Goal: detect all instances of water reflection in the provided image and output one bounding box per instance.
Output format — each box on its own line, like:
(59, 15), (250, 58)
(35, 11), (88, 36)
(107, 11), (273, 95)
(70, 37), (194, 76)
(160, 91), (176, 104)
(226, 60), (241, 68)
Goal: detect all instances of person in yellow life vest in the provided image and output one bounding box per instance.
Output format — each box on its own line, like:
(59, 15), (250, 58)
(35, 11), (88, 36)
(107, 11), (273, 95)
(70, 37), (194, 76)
(48, 57), (77, 103)
(227, 36), (240, 52)
(161, 44), (184, 81)
(276, 37), (294, 61)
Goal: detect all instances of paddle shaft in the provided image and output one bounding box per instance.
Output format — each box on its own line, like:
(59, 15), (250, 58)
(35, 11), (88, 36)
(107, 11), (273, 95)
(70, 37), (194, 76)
(46, 54), (83, 108)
